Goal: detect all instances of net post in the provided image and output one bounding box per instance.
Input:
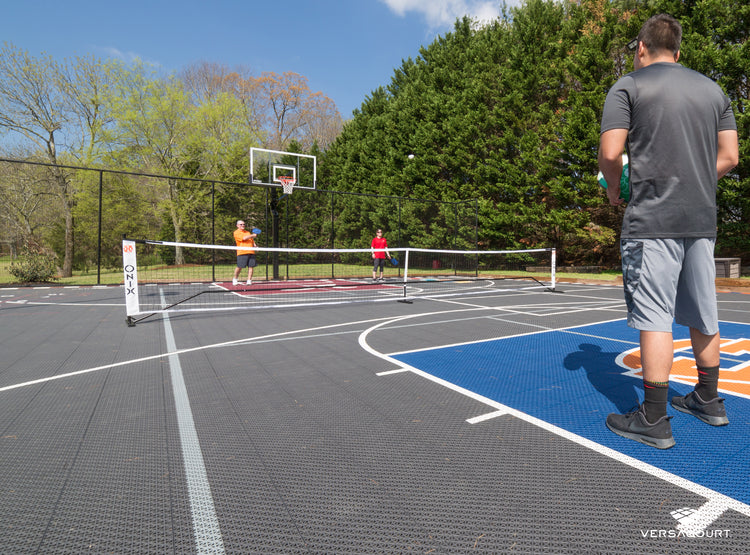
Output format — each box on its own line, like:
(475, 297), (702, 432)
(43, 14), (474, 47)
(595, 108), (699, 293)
(398, 249), (412, 303)
(550, 248), (556, 291)
(122, 238), (140, 324)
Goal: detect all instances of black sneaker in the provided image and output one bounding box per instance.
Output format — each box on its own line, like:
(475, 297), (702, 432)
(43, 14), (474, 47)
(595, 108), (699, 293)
(671, 390), (729, 426)
(606, 405), (675, 449)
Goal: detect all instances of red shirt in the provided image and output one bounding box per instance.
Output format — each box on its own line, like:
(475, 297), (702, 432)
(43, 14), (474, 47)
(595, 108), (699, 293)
(371, 236), (388, 259)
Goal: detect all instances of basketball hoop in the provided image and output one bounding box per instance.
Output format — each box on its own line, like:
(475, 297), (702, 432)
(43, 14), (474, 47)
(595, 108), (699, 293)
(278, 176), (296, 195)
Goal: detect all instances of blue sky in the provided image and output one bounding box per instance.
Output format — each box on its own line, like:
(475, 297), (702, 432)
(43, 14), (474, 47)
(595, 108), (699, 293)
(0, 0), (516, 119)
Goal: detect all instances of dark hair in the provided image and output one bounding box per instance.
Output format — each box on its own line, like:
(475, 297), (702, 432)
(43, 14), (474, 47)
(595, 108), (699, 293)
(637, 14), (682, 56)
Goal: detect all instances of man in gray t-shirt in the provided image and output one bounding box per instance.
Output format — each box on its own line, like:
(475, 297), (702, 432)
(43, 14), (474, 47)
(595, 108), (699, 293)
(602, 63), (736, 238)
(598, 14), (738, 449)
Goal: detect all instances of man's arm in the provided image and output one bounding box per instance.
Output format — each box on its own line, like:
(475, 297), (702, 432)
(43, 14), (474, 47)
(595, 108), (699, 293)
(717, 129), (739, 179)
(598, 128), (628, 206)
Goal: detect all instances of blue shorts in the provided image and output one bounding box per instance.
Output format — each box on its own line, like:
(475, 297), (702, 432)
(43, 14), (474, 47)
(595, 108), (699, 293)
(621, 237), (718, 334)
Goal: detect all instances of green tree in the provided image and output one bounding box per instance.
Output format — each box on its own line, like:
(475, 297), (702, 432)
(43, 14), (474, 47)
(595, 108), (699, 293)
(105, 61), (261, 261)
(0, 158), (57, 257)
(104, 61), (193, 263)
(655, 0), (749, 259)
(0, 44), (111, 276)
(179, 61), (263, 182)
(321, 0), (748, 265)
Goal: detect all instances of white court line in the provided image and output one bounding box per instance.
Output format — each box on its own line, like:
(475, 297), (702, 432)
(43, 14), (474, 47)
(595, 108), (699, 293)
(5, 286), (749, 533)
(389, 314), (629, 357)
(358, 310), (750, 534)
(429, 295), (625, 318)
(160, 291), (224, 554)
(0, 290), (719, 396)
(0, 315), (412, 393)
(466, 410), (508, 424)
(3, 301), (123, 307)
(0, 299), (606, 394)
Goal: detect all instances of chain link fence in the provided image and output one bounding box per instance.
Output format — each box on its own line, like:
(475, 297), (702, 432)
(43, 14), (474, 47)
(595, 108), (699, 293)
(0, 158), (478, 285)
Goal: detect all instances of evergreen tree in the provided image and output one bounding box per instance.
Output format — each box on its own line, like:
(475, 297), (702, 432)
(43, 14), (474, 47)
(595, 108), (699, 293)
(321, 0), (748, 265)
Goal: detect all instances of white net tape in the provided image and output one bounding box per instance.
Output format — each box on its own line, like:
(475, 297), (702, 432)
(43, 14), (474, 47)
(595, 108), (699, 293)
(122, 238), (557, 324)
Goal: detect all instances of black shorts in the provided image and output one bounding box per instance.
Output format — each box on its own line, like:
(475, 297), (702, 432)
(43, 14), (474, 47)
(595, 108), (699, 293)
(373, 258), (386, 271)
(237, 254), (257, 269)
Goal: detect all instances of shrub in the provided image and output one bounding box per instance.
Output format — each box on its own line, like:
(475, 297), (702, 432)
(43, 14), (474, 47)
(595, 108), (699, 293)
(9, 246), (59, 283)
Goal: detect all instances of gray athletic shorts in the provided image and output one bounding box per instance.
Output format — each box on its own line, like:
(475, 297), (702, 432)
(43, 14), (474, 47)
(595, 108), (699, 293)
(236, 254), (257, 269)
(621, 237), (718, 334)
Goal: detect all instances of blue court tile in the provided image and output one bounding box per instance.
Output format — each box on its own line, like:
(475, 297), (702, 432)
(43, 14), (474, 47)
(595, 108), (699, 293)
(393, 320), (750, 505)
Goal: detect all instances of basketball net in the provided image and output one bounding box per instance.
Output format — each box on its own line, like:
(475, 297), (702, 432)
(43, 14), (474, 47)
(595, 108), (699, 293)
(278, 176), (296, 195)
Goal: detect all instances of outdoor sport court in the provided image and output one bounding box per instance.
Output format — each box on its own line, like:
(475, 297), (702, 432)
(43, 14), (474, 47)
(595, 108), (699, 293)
(1, 280), (749, 552)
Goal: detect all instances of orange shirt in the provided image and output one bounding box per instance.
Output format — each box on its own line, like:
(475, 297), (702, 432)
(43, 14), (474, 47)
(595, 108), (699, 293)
(234, 229), (256, 255)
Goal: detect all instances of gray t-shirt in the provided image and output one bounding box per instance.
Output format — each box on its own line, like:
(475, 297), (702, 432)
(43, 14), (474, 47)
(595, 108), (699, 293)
(601, 62), (736, 238)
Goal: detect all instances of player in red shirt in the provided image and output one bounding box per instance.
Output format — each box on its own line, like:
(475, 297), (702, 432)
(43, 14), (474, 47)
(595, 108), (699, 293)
(371, 228), (391, 281)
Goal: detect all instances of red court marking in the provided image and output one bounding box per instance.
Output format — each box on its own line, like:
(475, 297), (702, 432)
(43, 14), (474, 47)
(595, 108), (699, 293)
(216, 279), (401, 296)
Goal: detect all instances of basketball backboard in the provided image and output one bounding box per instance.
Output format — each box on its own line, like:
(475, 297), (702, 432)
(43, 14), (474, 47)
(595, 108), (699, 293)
(249, 147), (317, 190)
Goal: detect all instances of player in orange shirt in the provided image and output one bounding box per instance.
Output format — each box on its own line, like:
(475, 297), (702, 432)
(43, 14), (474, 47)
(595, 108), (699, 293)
(232, 220), (258, 286)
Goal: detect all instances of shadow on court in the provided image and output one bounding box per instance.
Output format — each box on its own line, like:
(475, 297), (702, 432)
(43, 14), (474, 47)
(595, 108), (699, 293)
(563, 343), (681, 414)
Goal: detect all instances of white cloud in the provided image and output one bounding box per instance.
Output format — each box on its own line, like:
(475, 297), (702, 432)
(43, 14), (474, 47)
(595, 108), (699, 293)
(98, 46), (140, 63)
(94, 45), (160, 67)
(380, 0), (503, 29)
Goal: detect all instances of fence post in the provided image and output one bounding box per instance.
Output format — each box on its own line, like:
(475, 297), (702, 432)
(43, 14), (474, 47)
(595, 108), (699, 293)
(97, 170), (103, 284)
(211, 181), (216, 282)
(330, 190), (335, 277)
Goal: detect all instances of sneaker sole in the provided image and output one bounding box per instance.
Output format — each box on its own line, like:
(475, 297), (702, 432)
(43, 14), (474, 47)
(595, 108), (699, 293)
(606, 421), (676, 449)
(670, 401), (729, 426)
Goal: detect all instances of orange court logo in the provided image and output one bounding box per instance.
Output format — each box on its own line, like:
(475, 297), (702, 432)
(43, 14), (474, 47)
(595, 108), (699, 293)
(615, 338), (750, 399)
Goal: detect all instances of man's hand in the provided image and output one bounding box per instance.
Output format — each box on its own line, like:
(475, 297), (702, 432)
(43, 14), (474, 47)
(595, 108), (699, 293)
(607, 187), (625, 206)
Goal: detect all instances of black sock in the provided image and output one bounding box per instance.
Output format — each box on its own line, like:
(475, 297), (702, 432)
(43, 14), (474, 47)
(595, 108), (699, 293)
(642, 380), (669, 423)
(695, 365), (720, 400)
